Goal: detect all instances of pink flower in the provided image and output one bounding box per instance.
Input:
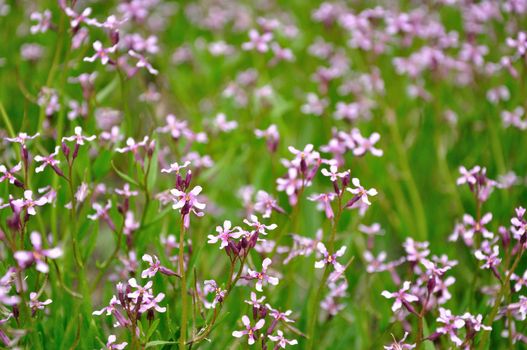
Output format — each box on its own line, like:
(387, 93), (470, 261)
(128, 50), (158, 75)
(351, 129), (383, 157)
(511, 206), (527, 238)
(507, 31), (527, 56)
(141, 254), (178, 278)
(170, 186), (206, 228)
(161, 161), (190, 174)
(381, 281), (419, 313)
(14, 231), (62, 273)
(30, 10), (52, 34)
(64, 6), (96, 27)
(84, 41), (117, 65)
(463, 213), (493, 239)
(5, 132), (39, 146)
(34, 146), (61, 174)
(242, 29), (273, 52)
(321, 165), (348, 182)
(62, 126), (96, 145)
(254, 191), (284, 218)
(254, 124), (279, 153)
(207, 220), (243, 249)
(12, 190), (48, 215)
(268, 330), (298, 348)
(346, 178), (377, 206)
(456, 166), (480, 186)
(308, 192), (336, 219)
(243, 215), (277, 236)
(232, 315), (265, 345)
(384, 332), (415, 350)
(247, 258), (279, 292)
(301, 93), (328, 116)
(435, 308), (465, 346)
(203, 280), (226, 309)
(29, 292), (52, 313)
(0, 163), (22, 186)
(315, 243), (346, 270)
(474, 245), (501, 270)
(103, 334), (127, 350)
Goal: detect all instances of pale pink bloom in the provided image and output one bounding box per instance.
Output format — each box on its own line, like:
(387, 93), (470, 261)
(268, 330), (298, 348)
(346, 178), (377, 206)
(29, 292), (52, 313)
(64, 7), (96, 27)
(232, 315), (265, 345)
(141, 254), (178, 278)
(384, 332), (415, 350)
(207, 220), (243, 249)
(14, 231), (62, 273)
(242, 29), (273, 52)
(0, 163), (22, 185)
(243, 215), (277, 235)
(456, 166), (480, 186)
(84, 41), (117, 65)
(436, 308), (465, 346)
(30, 10), (52, 34)
(308, 192), (336, 219)
(212, 113), (237, 132)
(34, 147), (60, 173)
(351, 129), (383, 157)
(381, 281), (419, 312)
(12, 190), (48, 215)
(321, 165), (348, 182)
(62, 126), (96, 145)
(247, 258), (279, 292)
(161, 161), (190, 174)
(104, 334), (127, 350)
(170, 186), (206, 228)
(315, 243), (346, 271)
(128, 50), (158, 75)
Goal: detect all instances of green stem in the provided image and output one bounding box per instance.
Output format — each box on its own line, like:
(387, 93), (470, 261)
(179, 220), (188, 350)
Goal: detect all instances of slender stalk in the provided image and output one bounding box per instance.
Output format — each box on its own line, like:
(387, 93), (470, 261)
(179, 220), (188, 350)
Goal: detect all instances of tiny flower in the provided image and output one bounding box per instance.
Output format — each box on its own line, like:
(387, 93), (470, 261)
(232, 315), (265, 345)
(14, 231), (62, 273)
(254, 191), (285, 218)
(474, 245), (501, 272)
(161, 161), (190, 174)
(245, 292), (266, 308)
(29, 292), (52, 313)
(103, 334), (127, 350)
(128, 50), (158, 75)
(203, 280), (226, 309)
(247, 258), (279, 292)
(64, 6), (96, 27)
(12, 190), (48, 215)
(84, 41), (116, 65)
(62, 126), (96, 145)
(435, 308), (465, 346)
(0, 163), (23, 186)
(242, 29), (273, 52)
(243, 215), (277, 235)
(308, 192), (337, 219)
(5, 132), (39, 146)
(456, 166), (480, 186)
(352, 129), (383, 157)
(207, 220), (243, 249)
(384, 332), (415, 350)
(315, 243), (346, 270)
(170, 186), (206, 229)
(268, 330), (298, 348)
(254, 124), (279, 153)
(30, 10), (52, 34)
(212, 113), (238, 132)
(346, 178), (377, 206)
(141, 254), (178, 278)
(34, 147), (61, 174)
(381, 281), (419, 313)
(321, 165), (348, 182)
(463, 213), (494, 239)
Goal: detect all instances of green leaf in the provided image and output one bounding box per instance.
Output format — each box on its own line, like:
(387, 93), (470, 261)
(111, 161), (140, 187)
(146, 319), (161, 341)
(145, 340), (177, 348)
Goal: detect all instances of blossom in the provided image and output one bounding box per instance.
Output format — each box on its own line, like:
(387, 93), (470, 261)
(29, 292), (52, 313)
(170, 186), (206, 228)
(5, 132), (39, 146)
(254, 191), (284, 218)
(243, 215), (277, 235)
(511, 270), (527, 292)
(308, 192), (337, 219)
(511, 206), (527, 238)
(381, 281), (419, 313)
(242, 29), (273, 52)
(321, 165), (348, 182)
(315, 243), (346, 271)
(207, 220), (243, 249)
(463, 213), (493, 239)
(103, 334), (127, 350)
(268, 330), (298, 348)
(212, 113), (237, 132)
(161, 161), (190, 174)
(64, 7), (96, 27)
(34, 147), (61, 174)
(456, 166), (480, 186)
(12, 190), (48, 215)
(84, 41), (116, 65)
(346, 178), (377, 206)
(30, 10), (52, 34)
(232, 315), (265, 345)
(128, 50), (158, 75)
(254, 124), (279, 152)
(301, 93), (328, 116)
(62, 126), (96, 145)
(384, 332), (415, 350)
(14, 231), (62, 273)
(141, 254), (178, 278)
(507, 31), (527, 56)
(351, 129), (383, 157)
(474, 245), (501, 271)
(203, 280), (226, 309)
(0, 163), (22, 186)
(247, 258), (279, 292)
(245, 292), (266, 308)
(435, 308), (465, 346)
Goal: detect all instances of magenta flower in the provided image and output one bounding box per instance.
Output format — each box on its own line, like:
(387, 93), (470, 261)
(243, 215), (277, 236)
(232, 315), (265, 345)
(88, 200), (115, 230)
(103, 334), (127, 350)
(170, 186), (206, 228)
(346, 178), (377, 206)
(511, 206), (527, 238)
(115, 184), (139, 198)
(64, 6), (96, 27)
(364, 251), (387, 273)
(207, 220), (243, 249)
(127, 278), (153, 300)
(245, 292), (266, 308)
(34, 146), (61, 174)
(301, 93), (328, 116)
(381, 281), (419, 313)
(268, 330), (298, 348)
(0, 163), (22, 186)
(141, 254), (178, 278)
(247, 258), (279, 292)
(435, 308), (465, 346)
(506, 31), (527, 56)
(84, 41), (117, 65)
(463, 213), (493, 239)
(14, 231), (62, 273)
(474, 245), (501, 271)
(12, 190), (48, 215)
(116, 136), (149, 159)
(242, 29), (273, 52)
(511, 270), (527, 292)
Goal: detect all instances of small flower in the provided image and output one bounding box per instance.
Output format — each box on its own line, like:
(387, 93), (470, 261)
(242, 29), (273, 52)
(212, 113), (238, 132)
(511, 207), (527, 238)
(245, 292), (266, 308)
(301, 93), (328, 116)
(141, 254), (178, 278)
(381, 281), (419, 313)
(435, 308), (465, 346)
(243, 215), (277, 235)
(161, 161), (190, 174)
(232, 315), (265, 345)
(14, 231), (62, 273)
(62, 126), (96, 145)
(506, 31), (527, 56)
(0, 163), (23, 186)
(463, 213), (494, 239)
(207, 220), (243, 249)
(308, 192), (337, 219)
(34, 147), (61, 174)
(346, 178), (377, 206)
(352, 129), (383, 157)
(103, 334), (127, 350)
(247, 258), (279, 292)
(30, 10), (52, 34)
(203, 280), (226, 309)
(64, 6), (96, 27)
(268, 330), (298, 348)
(12, 190), (48, 215)
(84, 41), (116, 65)
(456, 166), (480, 186)
(321, 165), (348, 182)
(474, 245), (501, 271)
(384, 332), (415, 350)
(128, 50), (158, 75)
(170, 186), (206, 229)
(29, 292), (52, 314)
(254, 191), (285, 218)
(5, 132), (39, 146)
(315, 243), (346, 270)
